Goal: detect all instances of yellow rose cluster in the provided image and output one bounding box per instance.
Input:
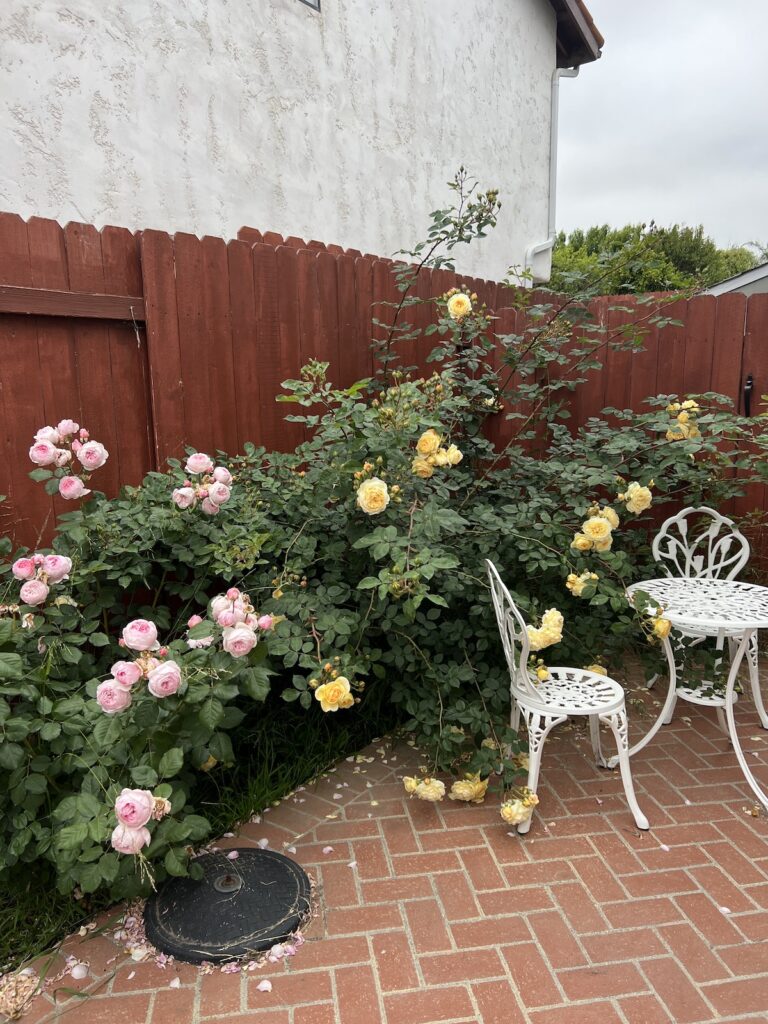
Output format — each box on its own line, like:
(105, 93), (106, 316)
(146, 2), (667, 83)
(527, 608), (564, 652)
(444, 288), (473, 321)
(618, 481), (653, 514)
(500, 789), (539, 826)
(448, 773), (489, 804)
(666, 399), (701, 441)
(403, 776), (446, 802)
(314, 676), (355, 712)
(585, 663), (608, 676)
(571, 506), (617, 554)
(651, 617), (672, 639)
(412, 429), (463, 479)
(356, 476), (390, 516)
(566, 571), (598, 597)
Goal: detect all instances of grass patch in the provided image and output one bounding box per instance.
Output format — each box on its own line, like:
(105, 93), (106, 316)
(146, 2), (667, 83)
(0, 682), (400, 973)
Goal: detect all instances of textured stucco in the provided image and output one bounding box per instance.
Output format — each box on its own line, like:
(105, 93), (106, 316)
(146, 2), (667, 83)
(1, 0), (558, 280)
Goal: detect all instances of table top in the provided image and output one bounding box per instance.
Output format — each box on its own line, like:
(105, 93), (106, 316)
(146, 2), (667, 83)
(628, 577), (768, 632)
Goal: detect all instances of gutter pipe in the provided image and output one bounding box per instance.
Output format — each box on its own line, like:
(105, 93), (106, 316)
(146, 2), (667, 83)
(524, 65), (579, 283)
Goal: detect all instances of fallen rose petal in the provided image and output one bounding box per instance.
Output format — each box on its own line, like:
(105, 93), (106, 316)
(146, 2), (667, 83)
(70, 963), (88, 980)
(719, 906), (732, 915)
(257, 979), (273, 993)
(322, 845), (334, 854)
(169, 977), (181, 989)
(286, 845), (297, 854)
(347, 860), (357, 869)
(226, 851), (240, 860)
(257, 838), (269, 849)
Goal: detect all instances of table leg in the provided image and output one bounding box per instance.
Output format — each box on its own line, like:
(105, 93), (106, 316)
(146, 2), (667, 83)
(608, 636), (678, 768)
(725, 630), (768, 813)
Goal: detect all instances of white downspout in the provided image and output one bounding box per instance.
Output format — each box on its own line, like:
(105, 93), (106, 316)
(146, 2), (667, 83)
(524, 65), (579, 284)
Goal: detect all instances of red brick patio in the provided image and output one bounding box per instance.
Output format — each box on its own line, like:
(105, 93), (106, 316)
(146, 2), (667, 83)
(12, 683), (768, 1024)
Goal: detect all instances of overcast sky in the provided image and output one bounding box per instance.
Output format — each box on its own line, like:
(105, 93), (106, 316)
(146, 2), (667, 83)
(557, 0), (768, 250)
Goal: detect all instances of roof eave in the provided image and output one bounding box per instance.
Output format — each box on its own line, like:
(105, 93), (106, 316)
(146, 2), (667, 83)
(549, 0), (603, 67)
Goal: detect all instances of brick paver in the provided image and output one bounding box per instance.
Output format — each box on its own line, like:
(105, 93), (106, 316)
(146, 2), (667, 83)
(13, 684), (768, 1024)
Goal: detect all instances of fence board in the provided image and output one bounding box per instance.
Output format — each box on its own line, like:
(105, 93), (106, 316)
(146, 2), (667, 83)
(273, 245), (305, 451)
(335, 252), (368, 385)
(683, 295), (716, 397)
(735, 294), (768, 517)
(173, 233), (214, 456)
(655, 298), (688, 402)
(711, 292), (747, 409)
(354, 256), (375, 381)
(227, 239), (263, 448)
(201, 236), (239, 457)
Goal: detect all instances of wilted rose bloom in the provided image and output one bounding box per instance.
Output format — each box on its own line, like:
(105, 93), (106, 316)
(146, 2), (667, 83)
(42, 555), (72, 584)
(257, 614), (275, 631)
(114, 788), (154, 828)
(11, 557), (36, 581)
(187, 636), (214, 649)
(53, 449), (71, 468)
(152, 796), (172, 821)
(111, 660), (143, 688)
(76, 440), (109, 471)
(29, 440), (59, 466)
(34, 425), (60, 445)
(56, 419), (79, 437)
(212, 466), (232, 485)
(201, 497), (220, 515)
(172, 487), (196, 510)
(96, 680), (132, 714)
(222, 625), (258, 658)
(110, 823), (151, 855)
(122, 619), (159, 651)
(208, 481), (231, 505)
(19, 580), (49, 606)
(147, 660), (182, 698)
(59, 476), (90, 500)
(185, 452), (214, 475)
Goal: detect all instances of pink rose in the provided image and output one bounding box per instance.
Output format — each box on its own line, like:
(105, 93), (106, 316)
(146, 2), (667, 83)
(257, 615), (275, 631)
(59, 476), (90, 500)
(185, 452), (214, 475)
(210, 595), (230, 619)
(35, 426), (60, 445)
(42, 555), (72, 584)
(96, 680), (132, 714)
(71, 439), (82, 453)
(54, 449), (72, 467)
(222, 625), (258, 658)
(29, 440), (58, 466)
(217, 610), (237, 628)
(11, 558), (36, 581)
(114, 788), (154, 828)
(76, 440), (109, 471)
(208, 482), (231, 505)
(172, 487), (197, 510)
(200, 498), (220, 516)
(147, 660), (182, 698)
(110, 823), (151, 855)
(122, 619), (159, 652)
(187, 614), (203, 628)
(111, 660), (142, 687)
(56, 419), (79, 437)
(79, 428), (89, 440)
(213, 466), (232, 485)
(226, 588), (240, 600)
(20, 580), (49, 606)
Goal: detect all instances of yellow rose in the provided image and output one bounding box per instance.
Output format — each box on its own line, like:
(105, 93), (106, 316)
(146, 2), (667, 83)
(416, 429), (442, 456)
(356, 477), (390, 515)
(449, 774), (488, 804)
(585, 663), (607, 676)
(414, 778), (445, 802)
(542, 609), (564, 633)
(666, 428), (684, 441)
(599, 507), (620, 529)
(412, 456), (434, 479)
(446, 444), (463, 466)
(199, 755), (218, 772)
(500, 792), (539, 825)
(432, 448), (451, 467)
(571, 533), (593, 552)
(582, 516), (613, 543)
(566, 572), (598, 597)
(682, 399), (699, 411)
(447, 293), (472, 320)
(536, 665), (550, 682)
(666, 402), (681, 414)
(314, 676), (353, 712)
(652, 617), (672, 639)
(403, 776), (419, 794)
(623, 482), (652, 514)
(593, 537), (613, 552)
(677, 411), (690, 425)
(514, 752), (530, 771)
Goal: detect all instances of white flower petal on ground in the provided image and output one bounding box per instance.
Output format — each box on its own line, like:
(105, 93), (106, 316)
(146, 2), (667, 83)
(256, 979), (272, 993)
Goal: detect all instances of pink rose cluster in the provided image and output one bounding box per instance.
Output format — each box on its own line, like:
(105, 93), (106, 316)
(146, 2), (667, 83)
(201, 588), (275, 659)
(12, 552), (72, 608)
(172, 453), (233, 516)
(110, 787), (172, 856)
(28, 419), (108, 500)
(95, 618), (183, 714)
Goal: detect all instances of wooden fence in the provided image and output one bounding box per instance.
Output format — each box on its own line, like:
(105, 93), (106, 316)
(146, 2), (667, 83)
(1, 212), (767, 549)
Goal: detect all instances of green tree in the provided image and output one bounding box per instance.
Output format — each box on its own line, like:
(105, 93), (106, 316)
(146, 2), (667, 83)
(550, 223), (758, 296)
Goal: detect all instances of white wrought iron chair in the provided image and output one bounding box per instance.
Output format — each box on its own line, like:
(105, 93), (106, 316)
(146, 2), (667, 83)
(486, 560), (649, 834)
(651, 506), (768, 730)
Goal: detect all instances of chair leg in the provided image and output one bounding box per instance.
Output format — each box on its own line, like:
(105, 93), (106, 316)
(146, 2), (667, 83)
(646, 673), (659, 690)
(511, 701), (521, 733)
(517, 711), (556, 835)
(746, 633), (768, 730)
(603, 708), (649, 831)
(662, 690), (678, 726)
(589, 714), (607, 768)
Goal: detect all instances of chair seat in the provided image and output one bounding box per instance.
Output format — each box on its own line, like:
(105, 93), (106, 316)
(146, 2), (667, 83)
(519, 667), (625, 716)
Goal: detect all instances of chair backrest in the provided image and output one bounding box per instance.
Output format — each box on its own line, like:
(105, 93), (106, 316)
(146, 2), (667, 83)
(485, 559), (540, 703)
(652, 506), (750, 580)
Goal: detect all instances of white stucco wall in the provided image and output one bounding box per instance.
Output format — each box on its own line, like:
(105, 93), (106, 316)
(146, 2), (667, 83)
(1, 0), (557, 281)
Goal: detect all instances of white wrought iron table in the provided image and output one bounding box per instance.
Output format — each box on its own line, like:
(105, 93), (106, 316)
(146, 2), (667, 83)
(620, 577), (768, 811)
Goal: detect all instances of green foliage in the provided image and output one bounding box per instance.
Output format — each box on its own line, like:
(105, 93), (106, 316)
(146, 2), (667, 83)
(550, 223), (759, 296)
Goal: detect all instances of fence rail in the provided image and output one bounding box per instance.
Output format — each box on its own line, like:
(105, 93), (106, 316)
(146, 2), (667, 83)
(0, 212), (766, 548)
